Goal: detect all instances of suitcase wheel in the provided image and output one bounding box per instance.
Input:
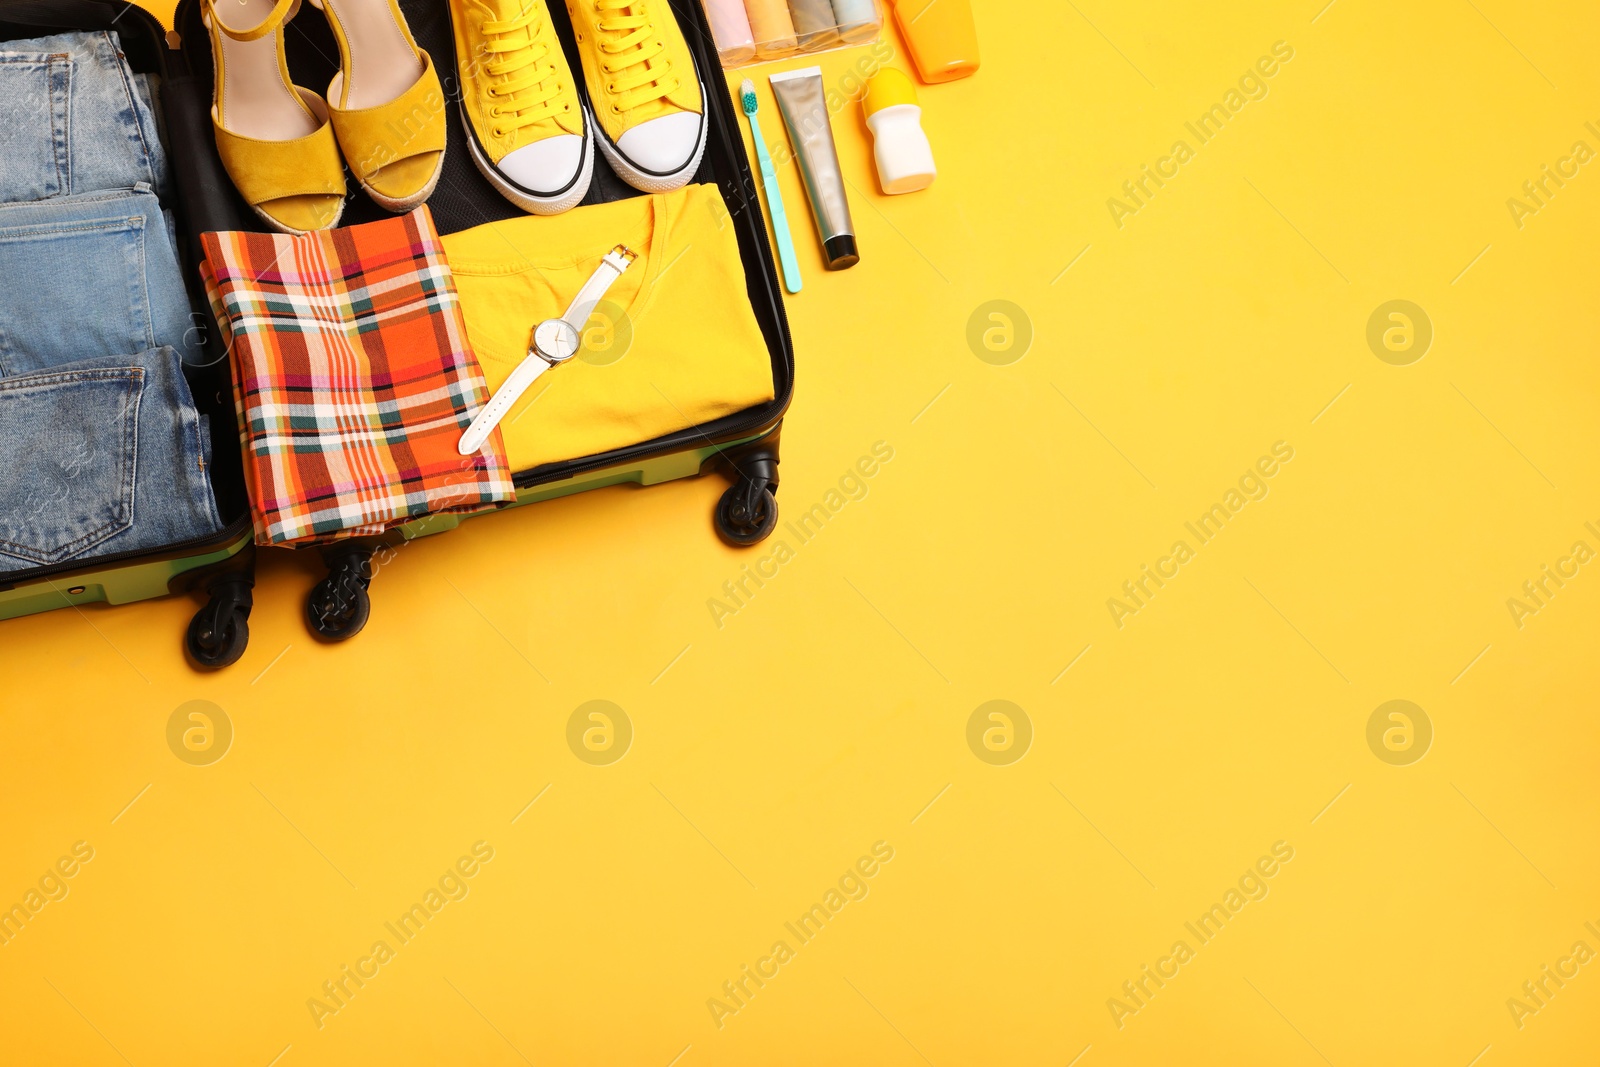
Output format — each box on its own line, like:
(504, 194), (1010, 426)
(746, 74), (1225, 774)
(715, 481), (779, 546)
(307, 546), (373, 642)
(186, 573), (253, 670)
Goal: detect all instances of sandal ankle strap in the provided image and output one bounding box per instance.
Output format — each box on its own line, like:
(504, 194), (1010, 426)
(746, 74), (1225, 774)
(206, 0), (302, 43)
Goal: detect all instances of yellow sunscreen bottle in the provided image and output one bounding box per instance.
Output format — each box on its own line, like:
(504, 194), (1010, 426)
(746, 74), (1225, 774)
(889, 0), (979, 83)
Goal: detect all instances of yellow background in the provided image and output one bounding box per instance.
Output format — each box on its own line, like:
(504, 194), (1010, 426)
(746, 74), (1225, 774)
(3, 0), (1598, 1064)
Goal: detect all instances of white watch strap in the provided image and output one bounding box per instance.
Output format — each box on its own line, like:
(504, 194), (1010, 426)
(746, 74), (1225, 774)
(457, 245), (637, 457)
(457, 354), (555, 456)
(563, 246), (635, 333)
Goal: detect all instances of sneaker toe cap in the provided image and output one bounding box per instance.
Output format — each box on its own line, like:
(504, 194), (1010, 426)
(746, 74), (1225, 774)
(499, 135), (586, 194)
(616, 113), (704, 174)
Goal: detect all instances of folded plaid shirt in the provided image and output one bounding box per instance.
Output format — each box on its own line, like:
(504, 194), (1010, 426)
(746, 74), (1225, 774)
(201, 207), (515, 545)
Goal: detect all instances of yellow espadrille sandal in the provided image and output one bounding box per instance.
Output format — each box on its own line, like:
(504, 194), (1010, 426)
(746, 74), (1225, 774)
(204, 0), (348, 234)
(310, 0), (448, 213)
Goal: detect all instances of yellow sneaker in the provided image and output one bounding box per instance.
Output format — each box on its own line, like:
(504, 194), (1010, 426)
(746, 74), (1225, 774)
(566, 0), (708, 192)
(449, 0), (593, 214)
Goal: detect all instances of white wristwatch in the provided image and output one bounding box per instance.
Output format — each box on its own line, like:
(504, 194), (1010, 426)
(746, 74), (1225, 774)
(458, 244), (638, 456)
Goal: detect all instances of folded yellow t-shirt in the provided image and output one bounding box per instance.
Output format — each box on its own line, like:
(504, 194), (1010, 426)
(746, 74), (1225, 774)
(441, 185), (777, 473)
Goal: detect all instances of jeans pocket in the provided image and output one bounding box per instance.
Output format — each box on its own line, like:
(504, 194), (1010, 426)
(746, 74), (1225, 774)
(0, 52), (71, 202)
(0, 210), (156, 375)
(0, 366), (142, 566)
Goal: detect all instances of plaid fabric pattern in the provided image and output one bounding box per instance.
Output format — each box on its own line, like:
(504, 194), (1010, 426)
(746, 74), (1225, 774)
(201, 207), (515, 545)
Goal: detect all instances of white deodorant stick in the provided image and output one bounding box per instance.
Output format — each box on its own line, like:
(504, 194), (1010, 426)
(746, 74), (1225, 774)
(862, 68), (936, 195)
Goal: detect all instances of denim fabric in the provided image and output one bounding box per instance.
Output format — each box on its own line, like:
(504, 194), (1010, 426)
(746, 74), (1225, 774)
(0, 188), (201, 373)
(0, 347), (222, 572)
(0, 30), (167, 203)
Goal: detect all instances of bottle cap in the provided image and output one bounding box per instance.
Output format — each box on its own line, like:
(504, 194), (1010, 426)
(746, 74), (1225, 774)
(824, 233), (860, 270)
(862, 68), (918, 120)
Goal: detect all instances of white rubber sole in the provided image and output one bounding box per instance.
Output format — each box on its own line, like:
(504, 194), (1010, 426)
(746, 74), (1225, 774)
(461, 104), (595, 216)
(591, 82), (709, 194)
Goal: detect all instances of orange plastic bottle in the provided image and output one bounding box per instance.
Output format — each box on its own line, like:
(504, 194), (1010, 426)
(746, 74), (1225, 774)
(890, 0), (980, 83)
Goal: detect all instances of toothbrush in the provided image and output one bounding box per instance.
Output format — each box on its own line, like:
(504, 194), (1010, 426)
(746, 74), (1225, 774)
(740, 78), (803, 295)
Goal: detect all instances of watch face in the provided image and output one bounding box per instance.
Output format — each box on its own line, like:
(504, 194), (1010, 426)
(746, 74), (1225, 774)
(535, 318), (582, 363)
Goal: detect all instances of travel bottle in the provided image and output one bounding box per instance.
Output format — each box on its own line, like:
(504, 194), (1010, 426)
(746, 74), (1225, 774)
(745, 0), (799, 57)
(863, 69), (936, 194)
(888, 0), (979, 83)
(703, 0), (756, 65)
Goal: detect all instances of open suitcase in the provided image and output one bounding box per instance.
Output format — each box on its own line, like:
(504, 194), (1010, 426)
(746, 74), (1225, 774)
(0, 0), (794, 668)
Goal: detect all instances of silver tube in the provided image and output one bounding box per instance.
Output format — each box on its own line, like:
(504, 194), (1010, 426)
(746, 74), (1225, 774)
(769, 67), (859, 270)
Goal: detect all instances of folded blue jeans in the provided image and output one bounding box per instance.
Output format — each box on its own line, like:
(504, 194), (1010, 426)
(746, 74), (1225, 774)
(0, 30), (168, 203)
(0, 188), (201, 372)
(0, 347), (223, 572)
